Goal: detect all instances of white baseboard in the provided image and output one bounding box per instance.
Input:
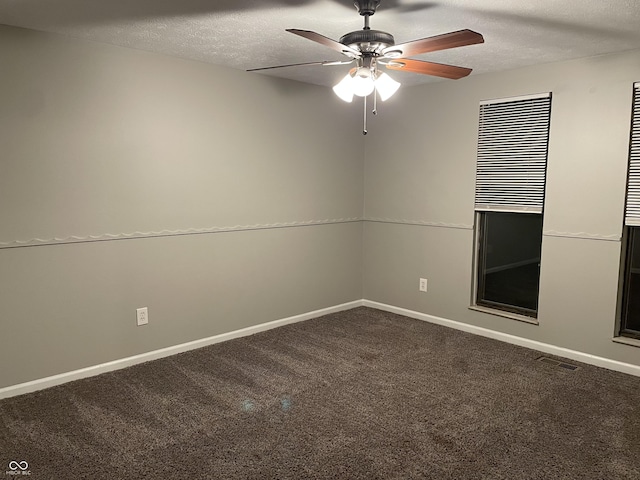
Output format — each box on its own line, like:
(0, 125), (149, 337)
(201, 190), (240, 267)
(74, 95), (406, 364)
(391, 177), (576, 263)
(0, 300), (363, 400)
(363, 300), (640, 378)
(4, 298), (639, 399)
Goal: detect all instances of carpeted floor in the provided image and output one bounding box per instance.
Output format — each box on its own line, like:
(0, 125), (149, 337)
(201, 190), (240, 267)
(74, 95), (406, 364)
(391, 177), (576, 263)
(2, 307), (640, 479)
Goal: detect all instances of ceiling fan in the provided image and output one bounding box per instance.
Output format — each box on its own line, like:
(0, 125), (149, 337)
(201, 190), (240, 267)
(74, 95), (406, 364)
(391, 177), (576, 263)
(248, 0), (484, 134)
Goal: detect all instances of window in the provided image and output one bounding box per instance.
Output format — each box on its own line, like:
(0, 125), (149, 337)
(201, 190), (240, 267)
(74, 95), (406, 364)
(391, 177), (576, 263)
(476, 212), (543, 316)
(620, 228), (640, 338)
(619, 82), (640, 339)
(473, 93), (552, 319)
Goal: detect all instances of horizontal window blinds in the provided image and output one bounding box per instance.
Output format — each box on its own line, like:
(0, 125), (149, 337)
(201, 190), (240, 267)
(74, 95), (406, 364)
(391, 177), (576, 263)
(625, 83), (640, 226)
(475, 93), (552, 214)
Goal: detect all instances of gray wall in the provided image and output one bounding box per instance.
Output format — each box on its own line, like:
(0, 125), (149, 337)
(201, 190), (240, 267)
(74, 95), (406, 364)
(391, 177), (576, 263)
(0, 26), (364, 388)
(364, 49), (640, 366)
(3, 23), (640, 389)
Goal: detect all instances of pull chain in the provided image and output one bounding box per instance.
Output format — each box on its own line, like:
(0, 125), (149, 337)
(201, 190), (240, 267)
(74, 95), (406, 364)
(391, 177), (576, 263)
(363, 95), (368, 135)
(373, 87), (378, 115)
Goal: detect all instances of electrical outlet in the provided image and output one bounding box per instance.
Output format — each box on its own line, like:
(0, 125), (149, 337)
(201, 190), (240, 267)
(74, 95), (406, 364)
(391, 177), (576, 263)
(136, 307), (148, 326)
(419, 278), (428, 292)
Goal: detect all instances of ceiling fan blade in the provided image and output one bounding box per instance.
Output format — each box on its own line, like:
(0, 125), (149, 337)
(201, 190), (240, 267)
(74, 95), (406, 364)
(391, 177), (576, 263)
(286, 29), (361, 57)
(382, 29), (484, 58)
(384, 58), (472, 79)
(247, 60), (354, 72)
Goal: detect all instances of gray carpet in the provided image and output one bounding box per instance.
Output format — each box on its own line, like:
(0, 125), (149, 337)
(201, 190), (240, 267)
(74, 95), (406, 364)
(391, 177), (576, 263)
(2, 307), (640, 479)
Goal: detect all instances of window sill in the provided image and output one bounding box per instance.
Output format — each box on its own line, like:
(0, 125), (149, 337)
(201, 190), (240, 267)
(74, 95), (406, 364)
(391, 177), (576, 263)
(612, 336), (640, 349)
(469, 305), (539, 325)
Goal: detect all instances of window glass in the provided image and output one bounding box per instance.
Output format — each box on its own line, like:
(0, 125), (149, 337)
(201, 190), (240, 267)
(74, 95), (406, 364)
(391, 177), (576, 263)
(476, 212), (543, 317)
(621, 227), (640, 337)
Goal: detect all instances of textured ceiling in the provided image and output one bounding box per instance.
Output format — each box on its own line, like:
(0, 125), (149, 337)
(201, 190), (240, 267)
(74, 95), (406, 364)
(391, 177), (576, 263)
(1, 0), (640, 88)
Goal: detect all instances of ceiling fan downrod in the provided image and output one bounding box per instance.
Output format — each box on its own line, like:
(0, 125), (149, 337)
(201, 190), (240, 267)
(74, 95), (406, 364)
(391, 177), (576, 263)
(355, 0), (381, 30)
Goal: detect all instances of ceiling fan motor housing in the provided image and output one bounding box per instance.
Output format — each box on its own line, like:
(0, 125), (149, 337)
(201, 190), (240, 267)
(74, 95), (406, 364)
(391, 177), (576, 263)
(339, 29), (395, 55)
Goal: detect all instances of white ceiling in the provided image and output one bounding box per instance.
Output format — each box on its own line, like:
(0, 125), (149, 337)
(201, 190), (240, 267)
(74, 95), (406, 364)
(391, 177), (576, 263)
(1, 0), (640, 88)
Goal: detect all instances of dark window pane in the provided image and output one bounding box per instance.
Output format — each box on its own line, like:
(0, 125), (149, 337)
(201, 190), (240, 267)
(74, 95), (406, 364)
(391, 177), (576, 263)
(477, 212), (543, 316)
(621, 227), (640, 337)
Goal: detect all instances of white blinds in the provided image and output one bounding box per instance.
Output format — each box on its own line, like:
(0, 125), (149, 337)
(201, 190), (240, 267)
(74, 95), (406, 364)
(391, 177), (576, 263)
(625, 83), (640, 226)
(475, 93), (552, 213)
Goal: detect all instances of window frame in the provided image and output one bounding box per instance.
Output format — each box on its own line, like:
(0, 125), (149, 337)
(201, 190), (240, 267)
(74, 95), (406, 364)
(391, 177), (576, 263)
(618, 227), (640, 340)
(474, 211), (542, 319)
(617, 82), (640, 341)
(471, 92), (552, 321)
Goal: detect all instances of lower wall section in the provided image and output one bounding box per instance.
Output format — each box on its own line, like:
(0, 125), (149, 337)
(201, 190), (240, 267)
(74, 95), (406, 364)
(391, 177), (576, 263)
(0, 300), (362, 399)
(362, 220), (640, 369)
(0, 222), (363, 390)
(4, 298), (640, 400)
(364, 300), (640, 378)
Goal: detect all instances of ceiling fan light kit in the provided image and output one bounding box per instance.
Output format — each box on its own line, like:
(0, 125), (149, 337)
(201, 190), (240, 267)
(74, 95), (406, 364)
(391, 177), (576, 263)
(333, 73), (356, 102)
(249, 0), (484, 134)
(332, 67), (400, 103)
(374, 72), (401, 101)
(352, 65), (375, 96)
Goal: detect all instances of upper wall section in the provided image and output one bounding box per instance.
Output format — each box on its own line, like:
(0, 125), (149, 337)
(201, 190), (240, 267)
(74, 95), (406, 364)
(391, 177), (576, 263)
(0, 25), (364, 247)
(364, 49), (640, 240)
